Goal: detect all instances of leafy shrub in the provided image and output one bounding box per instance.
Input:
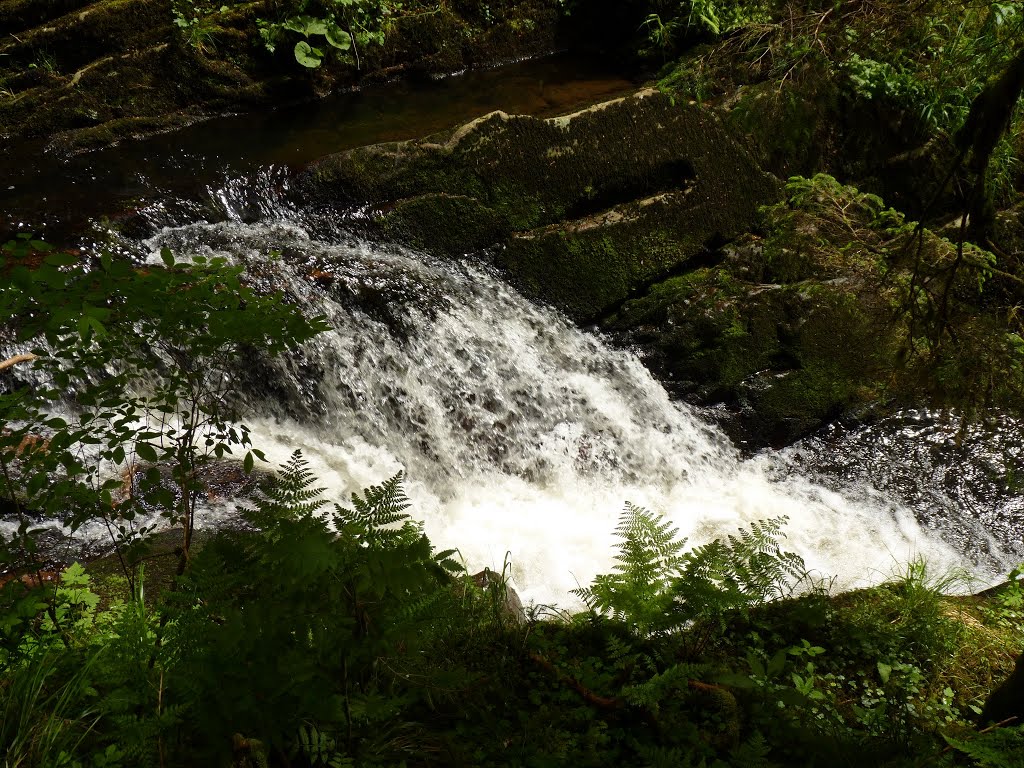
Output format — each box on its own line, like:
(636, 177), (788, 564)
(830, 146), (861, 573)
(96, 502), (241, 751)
(164, 451), (464, 762)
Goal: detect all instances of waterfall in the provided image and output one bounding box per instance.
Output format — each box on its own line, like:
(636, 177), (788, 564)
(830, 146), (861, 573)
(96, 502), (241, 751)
(126, 213), (1018, 608)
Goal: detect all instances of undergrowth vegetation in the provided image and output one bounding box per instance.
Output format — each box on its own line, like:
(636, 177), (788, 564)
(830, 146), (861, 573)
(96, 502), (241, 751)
(759, 173), (1024, 416)
(2, 466), (1023, 766)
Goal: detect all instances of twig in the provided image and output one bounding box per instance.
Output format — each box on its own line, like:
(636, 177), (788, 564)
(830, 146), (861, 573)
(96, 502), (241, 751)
(0, 353), (37, 372)
(528, 652), (622, 711)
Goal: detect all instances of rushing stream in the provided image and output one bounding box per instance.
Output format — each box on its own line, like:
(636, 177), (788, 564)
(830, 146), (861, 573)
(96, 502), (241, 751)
(126, 207), (1018, 608)
(3, 55), (1022, 607)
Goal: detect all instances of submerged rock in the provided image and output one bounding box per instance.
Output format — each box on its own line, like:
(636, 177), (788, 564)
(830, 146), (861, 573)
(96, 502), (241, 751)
(301, 88), (782, 321)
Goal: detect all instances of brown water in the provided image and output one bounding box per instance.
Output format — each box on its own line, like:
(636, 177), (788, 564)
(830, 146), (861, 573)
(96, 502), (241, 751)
(1, 53), (638, 241)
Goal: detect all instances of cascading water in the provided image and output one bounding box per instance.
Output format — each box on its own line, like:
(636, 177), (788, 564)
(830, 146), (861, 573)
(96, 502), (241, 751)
(97, 186), (1018, 608)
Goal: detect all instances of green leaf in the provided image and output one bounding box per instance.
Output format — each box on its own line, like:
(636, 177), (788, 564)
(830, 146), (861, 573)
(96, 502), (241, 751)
(325, 22), (351, 50)
(136, 442), (159, 462)
(767, 648), (787, 678)
(243, 451), (254, 474)
(294, 40), (323, 68)
(877, 661), (892, 685)
(77, 315), (105, 339)
(45, 252), (80, 267)
(161, 248), (175, 267)
(284, 14), (327, 37)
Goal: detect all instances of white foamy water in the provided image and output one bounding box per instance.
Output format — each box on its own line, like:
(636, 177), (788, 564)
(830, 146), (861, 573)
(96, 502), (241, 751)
(129, 218), (1008, 608)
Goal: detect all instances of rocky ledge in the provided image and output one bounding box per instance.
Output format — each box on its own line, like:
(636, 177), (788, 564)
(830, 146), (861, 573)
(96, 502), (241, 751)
(301, 90), (1024, 447)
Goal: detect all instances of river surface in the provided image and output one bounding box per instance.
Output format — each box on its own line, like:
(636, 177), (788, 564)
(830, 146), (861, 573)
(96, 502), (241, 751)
(1, 53), (636, 240)
(2, 54), (1022, 607)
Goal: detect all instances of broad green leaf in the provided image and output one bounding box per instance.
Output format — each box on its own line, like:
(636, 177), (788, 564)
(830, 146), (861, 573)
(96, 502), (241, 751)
(135, 442), (159, 462)
(161, 248), (175, 267)
(44, 252), (78, 267)
(877, 661), (892, 685)
(325, 22), (351, 50)
(243, 451), (254, 474)
(284, 14), (327, 36)
(294, 40), (323, 68)
(767, 648), (787, 678)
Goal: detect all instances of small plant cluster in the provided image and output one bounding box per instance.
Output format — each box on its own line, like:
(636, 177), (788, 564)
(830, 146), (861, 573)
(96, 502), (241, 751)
(168, 0), (414, 68)
(2, 236), (1023, 766)
(172, 0), (228, 56)
(256, 0), (392, 71)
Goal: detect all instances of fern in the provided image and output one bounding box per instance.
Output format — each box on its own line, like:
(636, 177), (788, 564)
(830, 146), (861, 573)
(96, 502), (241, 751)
(573, 503), (687, 636)
(333, 471), (412, 545)
(729, 732), (779, 768)
(293, 723), (353, 768)
(243, 449), (329, 528)
(577, 505), (806, 638)
(167, 460), (466, 760)
(677, 516), (807, 620)
(943, 724), (1024, 767)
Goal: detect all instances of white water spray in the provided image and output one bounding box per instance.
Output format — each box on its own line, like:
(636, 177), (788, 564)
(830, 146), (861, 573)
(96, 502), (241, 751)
(137, 218), (1014, 608)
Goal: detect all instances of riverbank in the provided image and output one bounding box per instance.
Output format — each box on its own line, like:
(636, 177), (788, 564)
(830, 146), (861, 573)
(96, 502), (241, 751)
(0, 0), (565, 153)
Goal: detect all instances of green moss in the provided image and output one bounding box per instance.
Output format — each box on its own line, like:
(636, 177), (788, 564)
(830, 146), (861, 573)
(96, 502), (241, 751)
(607, 267), (787, 398)
(382, 193), (511, 257)
(498, 196), (710, 321)
(305, 90), (782, 319)
(607, 235), (893, 444)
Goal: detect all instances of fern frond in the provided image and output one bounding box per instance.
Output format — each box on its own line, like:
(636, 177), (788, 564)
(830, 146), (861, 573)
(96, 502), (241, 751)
(242, 450), (329, 526)
(333, 472), (411, 544)
(573, 503), (687, 636)
(675, 516), (807, 626)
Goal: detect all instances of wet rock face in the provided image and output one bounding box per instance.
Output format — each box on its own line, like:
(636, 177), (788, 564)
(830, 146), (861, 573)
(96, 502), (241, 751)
(604, 245), (888, 447)
(300, 88), (783, 321)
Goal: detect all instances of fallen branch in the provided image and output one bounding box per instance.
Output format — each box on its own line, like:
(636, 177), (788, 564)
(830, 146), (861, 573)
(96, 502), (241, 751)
(527, 652), (622, 711)
(0, 353), (37, 372)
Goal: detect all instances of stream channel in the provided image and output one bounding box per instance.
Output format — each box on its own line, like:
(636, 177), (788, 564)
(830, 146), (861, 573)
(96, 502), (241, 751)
(2, 54), (1023, 608)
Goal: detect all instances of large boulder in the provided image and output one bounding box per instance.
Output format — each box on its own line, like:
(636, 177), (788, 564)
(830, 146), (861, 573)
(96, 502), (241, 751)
(606, 173), (1024, 445)
(300, 88), (783, 321)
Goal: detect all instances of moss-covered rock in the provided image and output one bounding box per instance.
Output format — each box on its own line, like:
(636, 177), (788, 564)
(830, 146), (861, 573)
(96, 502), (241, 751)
(497, 191), (720, 321)
(605, 173), (1024, 446)
(383, 193), (512, 257)
(606, 252), (888, 445)
(303, 88), (782, 319)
